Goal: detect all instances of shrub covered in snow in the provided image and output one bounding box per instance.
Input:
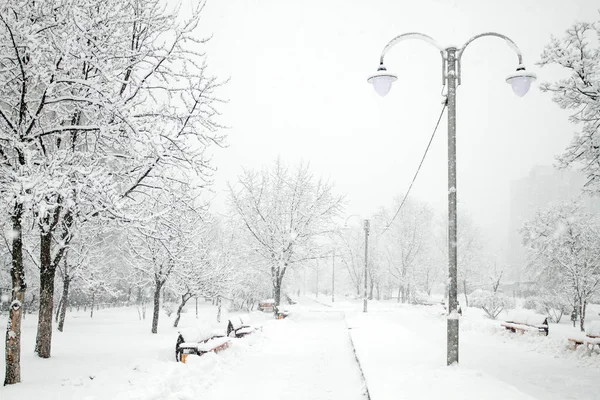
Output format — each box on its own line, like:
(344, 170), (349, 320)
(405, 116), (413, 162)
(469, 289), (515, 319)
(522, 294), (569, 322)
(163, 302), (176, 317)
(522, 296), (544, 313)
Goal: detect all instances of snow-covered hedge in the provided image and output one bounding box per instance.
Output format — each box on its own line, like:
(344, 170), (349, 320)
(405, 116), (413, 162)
(522, 295), (568, 323)
(585, 321), (600, 337)
(469, 290), (515, 320)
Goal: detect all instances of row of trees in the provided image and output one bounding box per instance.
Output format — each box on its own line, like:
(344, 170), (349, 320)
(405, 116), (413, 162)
(2, 4), (599, 388)
(527, 15), (600, 331)
(1, 0), (226, 385)
(522, 202), (600, 331)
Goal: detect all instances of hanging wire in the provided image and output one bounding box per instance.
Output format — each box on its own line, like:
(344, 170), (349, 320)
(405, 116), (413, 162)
(379, 99), (448, 236)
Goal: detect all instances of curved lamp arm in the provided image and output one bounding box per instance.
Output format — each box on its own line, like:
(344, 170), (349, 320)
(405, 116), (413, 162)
(458, 32), (523, 65)
(379, 32), (445, 64)
(370, 32), (446, 93)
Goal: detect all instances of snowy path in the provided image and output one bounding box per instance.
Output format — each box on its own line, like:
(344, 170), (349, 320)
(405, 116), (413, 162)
(201, 309), (367, 400)
(347, 305), (600, 400)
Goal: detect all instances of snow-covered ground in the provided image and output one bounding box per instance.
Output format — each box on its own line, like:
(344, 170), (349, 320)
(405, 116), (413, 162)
(2, 299), (599, 399)
(330, 297), (600, 400)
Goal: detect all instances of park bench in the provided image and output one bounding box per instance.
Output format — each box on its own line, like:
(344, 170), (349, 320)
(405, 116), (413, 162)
(227, 315), (258, 338)
(258, 299), (275, 312)
(175, 327), (230, 363)
(568, 321), (600, 350)
(274, 305), (290, 319)
(501, 311), (549, 336)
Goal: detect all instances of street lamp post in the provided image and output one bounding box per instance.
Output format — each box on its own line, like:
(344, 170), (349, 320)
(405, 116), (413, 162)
(367, 32), (535, 365)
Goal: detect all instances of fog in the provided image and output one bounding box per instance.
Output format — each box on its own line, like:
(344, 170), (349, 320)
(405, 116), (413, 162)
(200, 0), (598, 272)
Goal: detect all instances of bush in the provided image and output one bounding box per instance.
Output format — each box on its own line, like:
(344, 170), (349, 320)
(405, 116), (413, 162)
(522, 296), (545, 314)
(539, 294), (569, 323)
(162, 302), (176, 317)
(470, 289), (515, 319)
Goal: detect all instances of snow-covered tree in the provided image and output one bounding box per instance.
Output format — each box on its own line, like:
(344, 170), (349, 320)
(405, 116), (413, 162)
(336, 226), (366, 297)
(228, 159), (343, 306)
(127, 178), (207, 334)
(538, 19), (600, 191)
(375, 197), (434, 303)
(433, 213), (484, 307)
(1, 0), (225, 378)
(170, 215), (234, 327)
(521, 201), (600, 331)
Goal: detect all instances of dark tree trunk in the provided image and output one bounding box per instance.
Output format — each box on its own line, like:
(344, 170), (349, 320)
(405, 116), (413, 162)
(5, 202), (25, 385)
(35, 207), (71, 358)
(173, 293), (192, 328)
(579, 299), (587, 332)
(273, 266), (286, 307)
(463, 280), (469, 308)
(151, 280), (163, 334)
(55, 297), (63, 324)
(217, 297), (222, 323)
(273, 280), (282, 307)
(35, 231), (56, 358)
(90, 291), (95, 319)
(369, 278), (374, 300)
(58, 277), (70, 332)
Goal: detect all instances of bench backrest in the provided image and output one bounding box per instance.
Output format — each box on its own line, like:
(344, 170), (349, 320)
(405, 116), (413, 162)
(228, 315), (250, 331)
(179, 326), (222, 343)
(507, 310), (548, 326)
(585, 321), (600, 337)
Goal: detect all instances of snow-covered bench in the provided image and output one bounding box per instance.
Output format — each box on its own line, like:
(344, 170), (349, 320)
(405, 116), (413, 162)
(175, 327), (230, 362)
(501, 311), (549, 336)
(274, 305), (290, 319)
(568, 321), (600, 349)
(227, 315), (258, 338)
(258, 299), (275, 312)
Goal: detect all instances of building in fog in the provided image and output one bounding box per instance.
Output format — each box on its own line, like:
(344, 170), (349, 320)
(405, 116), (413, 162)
(508, 165), (600, 280)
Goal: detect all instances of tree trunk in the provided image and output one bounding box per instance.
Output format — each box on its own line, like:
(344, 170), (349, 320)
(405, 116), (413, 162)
(397, 285), (401, 303)
(57, 277), (70, 332)
(55, 297), (63, 324)
(217, 297), (222, 323)
(368, 278), (374, 300)
(273, 268), (285, 306)
(462, 279), (469, 308)
(173, 293), (192, 328)
(90, 291), (95, 319)
(151, 280), (163, 334)
(35, 231), (56, 359)
(273, 280), (282, 307)
(579, 299), (587, 332)
(5, 202), (25, 385)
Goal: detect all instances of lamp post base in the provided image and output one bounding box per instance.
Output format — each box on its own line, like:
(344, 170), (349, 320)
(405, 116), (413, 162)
(447, 317), (459, 365)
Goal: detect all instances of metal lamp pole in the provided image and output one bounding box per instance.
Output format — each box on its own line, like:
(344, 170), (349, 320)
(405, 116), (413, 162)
(367, 32), (536, 365)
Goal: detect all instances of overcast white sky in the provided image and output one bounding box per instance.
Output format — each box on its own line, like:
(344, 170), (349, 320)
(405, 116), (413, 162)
(198, 0), (598, 258)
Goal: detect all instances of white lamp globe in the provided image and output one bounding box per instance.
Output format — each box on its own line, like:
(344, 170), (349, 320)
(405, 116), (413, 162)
(367, 65), (398, 97)
(506, 66), (537, 97)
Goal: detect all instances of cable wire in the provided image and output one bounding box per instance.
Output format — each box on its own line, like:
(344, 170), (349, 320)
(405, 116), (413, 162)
(380, 100), (448, 236)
